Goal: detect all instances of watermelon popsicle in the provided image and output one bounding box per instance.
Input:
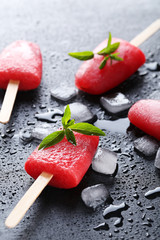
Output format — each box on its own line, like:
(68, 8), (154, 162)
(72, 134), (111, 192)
(69, 19), (160, 95)
(25, 132), (99, 189)
(0, 40), (42, 124)
(5, 133), (99, 228)
(128, 99), (160, 141)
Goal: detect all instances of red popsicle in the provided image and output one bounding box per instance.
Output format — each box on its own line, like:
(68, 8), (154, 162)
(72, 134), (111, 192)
(70, 19), (160, 95)
(75, 38), (145, 95)
(128, 99), (160, 141)
(0, 40), (42, 123)
(5, 132), (99, 228)
(25, 132), (99, 189)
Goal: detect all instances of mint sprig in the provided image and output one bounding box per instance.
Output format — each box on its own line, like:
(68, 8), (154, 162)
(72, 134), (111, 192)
(68, 51), (94, 61)
(38, 105), (105, 150)
(68, 32), (123, 69)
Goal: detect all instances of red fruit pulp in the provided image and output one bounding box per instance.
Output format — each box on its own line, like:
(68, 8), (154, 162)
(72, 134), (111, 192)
(0, 40), (42, 90)
(128, 99), (160, 140)
(25, 132), (99, 189)
(75, 38), (145, 95)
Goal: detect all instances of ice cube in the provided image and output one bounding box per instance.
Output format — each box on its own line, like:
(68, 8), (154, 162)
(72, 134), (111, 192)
(147, 90), (160, 100)
(81, 184), (110, 209)
(92, 148), (117, 175)
(100, 92), (132, 114)
(154, 148), (160, 170)
(65, 102), (95, 123)
(134, 135), (159, 157)
(51, 86), (78, 101)
(32, 124), (55, 141)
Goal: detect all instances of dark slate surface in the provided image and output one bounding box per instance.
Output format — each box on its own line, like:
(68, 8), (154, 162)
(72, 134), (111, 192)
(0, 0), (160, 239)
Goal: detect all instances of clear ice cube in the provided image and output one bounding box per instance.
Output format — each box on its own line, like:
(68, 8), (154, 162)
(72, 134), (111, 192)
(65, 102), (94, 122)
(32, 124), (55, 141)
(92, 148), (117, 175)
(100, 92), (132, 114)
(134, 135), (159, 157)
(51, 86), (78, 101)
(81, 184), (109, 209)
(154, 147), (160, 169)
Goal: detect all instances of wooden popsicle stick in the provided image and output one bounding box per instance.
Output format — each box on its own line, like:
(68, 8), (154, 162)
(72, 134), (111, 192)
(5, 172), (53, 228)
(0, 80), (20, 124)
(130, 19), (160, 47)
(5, 19), (160, 229)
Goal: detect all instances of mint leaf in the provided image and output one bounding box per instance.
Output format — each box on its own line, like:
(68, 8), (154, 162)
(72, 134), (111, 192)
(65, 128), (76, 145)
(69, 123), (105, 136)
(68, 51), (94, 61)
(99, 56), (110, 69)
(107, 32), (112, 48)
(99, 58), (107, 69)
(109, 42), (120, 53)
(67, 119), (75, 127)
(98, 32), (112, 56)
(98, 42), (120, 56)
(97, 47), (110, 56)
(110, 52), (123, 61)
(38, 130), (65, 150)
(38, 105), (105, 150)
(68, 32), (123, 70)
(62, 105), (71, 127)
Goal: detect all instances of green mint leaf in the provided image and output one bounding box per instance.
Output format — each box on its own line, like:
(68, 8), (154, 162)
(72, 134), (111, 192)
(69, 123), (106, 136)
(97, 46), (110, 56)
(62, 105), (71, 127)
(98, 32), (112, 56)
(68, 51), (94, 61)
(98, 42), (120, 56)
(99, 58), (107, 69)
(107, 32), (112, 48)
(99, 56), (110, 69)
(38, 130), (65, 150)
(67, 119), (75, 127)
(110, 52), (123, 61)
(109, 42), (120, 53)
(65, 128), (76, 145)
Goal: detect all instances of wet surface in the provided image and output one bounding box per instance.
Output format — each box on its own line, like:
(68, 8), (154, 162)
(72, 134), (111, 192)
(0, 0), (160, 240)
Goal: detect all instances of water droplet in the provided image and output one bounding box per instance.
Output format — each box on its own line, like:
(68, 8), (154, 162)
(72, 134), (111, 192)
(93, 222), (109, 231)
(145, 187), (160, 199)
(103, 202), (129, 219)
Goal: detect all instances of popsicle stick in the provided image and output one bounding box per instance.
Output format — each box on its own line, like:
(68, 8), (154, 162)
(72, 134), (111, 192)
(0, 80), (20, 124)
(5, 19), (160, 229)
(5, 172), (53, 228)
(130, 19), (160, 47)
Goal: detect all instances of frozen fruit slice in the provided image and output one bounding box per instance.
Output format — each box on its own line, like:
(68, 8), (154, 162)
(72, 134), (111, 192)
(0, 40), (42, 90)
(75, 38), (145, 95)
(128, 99), (160, 140)
(25, 132), (99, 189)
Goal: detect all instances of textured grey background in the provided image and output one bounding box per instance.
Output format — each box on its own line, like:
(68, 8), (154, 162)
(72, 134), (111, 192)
(0, 0), (160, 239)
